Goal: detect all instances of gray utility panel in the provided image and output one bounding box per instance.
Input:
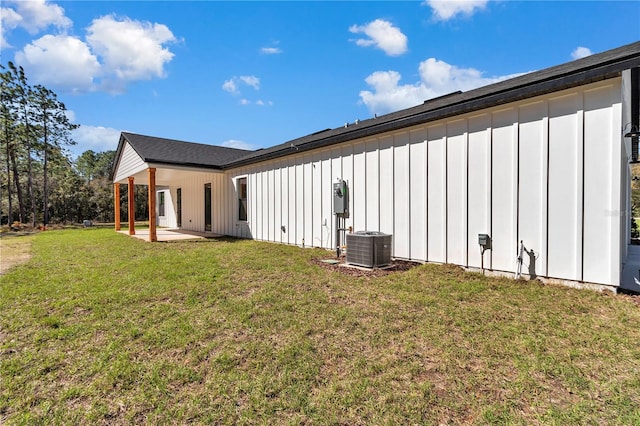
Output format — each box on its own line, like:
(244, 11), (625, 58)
(346, 231), (392, 268)
(333, 180), (348, 215)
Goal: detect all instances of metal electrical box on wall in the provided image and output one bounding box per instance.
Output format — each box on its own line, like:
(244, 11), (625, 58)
(333, 180), (348, 215)
(478, 233), (491, 249)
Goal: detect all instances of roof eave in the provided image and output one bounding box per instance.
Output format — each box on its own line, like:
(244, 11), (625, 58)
(146, 160), (224, 171)
(223, 54), (640, 169)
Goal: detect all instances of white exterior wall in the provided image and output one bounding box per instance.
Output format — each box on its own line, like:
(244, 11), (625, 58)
(113, 142), (146, 183)
(467, 114), (491, 269)
(160, 79), (623, 287)
(160, 171), (227, 233)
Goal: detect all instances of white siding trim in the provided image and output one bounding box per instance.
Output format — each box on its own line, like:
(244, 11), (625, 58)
(113, 142), (146, 182)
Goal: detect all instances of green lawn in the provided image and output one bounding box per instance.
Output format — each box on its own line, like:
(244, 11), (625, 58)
(1, 229), (639, 424)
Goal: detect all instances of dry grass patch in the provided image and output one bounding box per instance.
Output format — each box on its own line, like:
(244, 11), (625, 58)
(0, 234), (35, 274)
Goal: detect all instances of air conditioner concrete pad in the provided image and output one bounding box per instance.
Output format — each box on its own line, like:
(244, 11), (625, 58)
(340, 263), (393, 271)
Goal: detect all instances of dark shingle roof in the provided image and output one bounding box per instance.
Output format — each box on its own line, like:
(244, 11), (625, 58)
(123, 132), (251, 166)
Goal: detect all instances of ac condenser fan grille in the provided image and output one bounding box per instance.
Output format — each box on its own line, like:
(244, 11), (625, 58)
(346, 231), (392, 268)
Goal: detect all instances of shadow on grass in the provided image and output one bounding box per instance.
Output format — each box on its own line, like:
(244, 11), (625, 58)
(163, 236), (247, 244)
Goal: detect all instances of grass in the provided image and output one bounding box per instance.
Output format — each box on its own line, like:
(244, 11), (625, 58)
(1, 228), (639, 424)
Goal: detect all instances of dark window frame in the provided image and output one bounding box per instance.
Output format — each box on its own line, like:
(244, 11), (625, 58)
(176, 188), (182, 227)
(204, 183), (212, 232)
(238, 177), (248, 222)
(158, 191), (165, 217)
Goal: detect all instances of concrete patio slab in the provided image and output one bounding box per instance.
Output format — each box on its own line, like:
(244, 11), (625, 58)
(117, 228), (222, 242)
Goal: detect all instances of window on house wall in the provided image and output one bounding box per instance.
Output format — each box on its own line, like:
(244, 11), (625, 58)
(176, 188), (182, 227)
(204, 183), (212, 232)
(238, 177), (247, 221)
(159, 191), (165, 217)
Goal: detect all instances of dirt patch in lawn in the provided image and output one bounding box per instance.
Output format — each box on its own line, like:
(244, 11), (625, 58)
(312, 257), (420, 278)
(0, 234), (34, 275)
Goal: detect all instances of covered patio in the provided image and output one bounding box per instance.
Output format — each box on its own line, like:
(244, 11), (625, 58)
(110, 132), (252, 242)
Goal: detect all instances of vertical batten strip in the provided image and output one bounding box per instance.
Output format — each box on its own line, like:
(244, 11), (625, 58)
(542, 107), (550, 278)
(513, 117), (520, 274)
(487, 119), (493, 270)
(463, 122), (469, 267)
(445, 130), (448, 264)
(425, 129), (429, 262)
(546, 100), (554, 278)
(611, 91), (623, 285)
(577, 95), (585, 281)
(406, 133), (411, 259)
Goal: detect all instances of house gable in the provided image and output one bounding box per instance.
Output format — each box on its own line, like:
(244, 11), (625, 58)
(112, 141), (147, 183)
(110, 132), (253, 184)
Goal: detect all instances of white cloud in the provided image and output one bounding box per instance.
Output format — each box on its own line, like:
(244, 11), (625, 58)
(261, 47), (282, 55)
(223, 75), (260, 95)
(11, 12), (178, 94)
(238, 98), (273, 106)
(14, 34), (100, 92)
(1, 0), (72, 49)
(349, 19), (408, 56)
(236, 98), (272, 106)
(222, 79), (238, 94)
(71, 125), (122, 155)
(239, 75), (260, 90)
(360, 71), (423, 114)
(359, 57), (525, 115)
(1, 7), (22, 48)
(425, 0), (490, 21)
(221, 139), (257, 151)
(86, 15), (176, 81)
(571, 46), (592, 60)
(65, 109), (76, 122)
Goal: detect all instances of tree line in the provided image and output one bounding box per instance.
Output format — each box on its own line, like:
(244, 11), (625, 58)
(0, 62), (148, 227)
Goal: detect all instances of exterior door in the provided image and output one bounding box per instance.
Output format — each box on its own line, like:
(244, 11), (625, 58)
(204, 183), (211, 232)
(176, 188), (182, 228)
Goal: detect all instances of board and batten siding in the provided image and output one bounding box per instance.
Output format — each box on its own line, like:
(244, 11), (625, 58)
(161, 171), (227, 234)
(113, 142), (147, 183)
(213, 78), (624, 287)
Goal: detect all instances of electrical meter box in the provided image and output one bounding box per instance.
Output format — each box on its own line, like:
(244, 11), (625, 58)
(333, 180), (348, 215)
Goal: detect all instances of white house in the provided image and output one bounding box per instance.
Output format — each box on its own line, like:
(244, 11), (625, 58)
(111, 42), (640, 293)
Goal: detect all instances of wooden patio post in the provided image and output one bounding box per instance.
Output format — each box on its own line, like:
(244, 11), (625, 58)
(128, 177), (135, 235)
(114, 183), (121, 231)
(148, 168), (157, 242)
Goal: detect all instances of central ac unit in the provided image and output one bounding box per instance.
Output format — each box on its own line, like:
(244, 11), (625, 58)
(346, 231), (392, 268)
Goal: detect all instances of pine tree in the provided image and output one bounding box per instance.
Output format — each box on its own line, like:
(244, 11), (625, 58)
(32, 85), (78, 225)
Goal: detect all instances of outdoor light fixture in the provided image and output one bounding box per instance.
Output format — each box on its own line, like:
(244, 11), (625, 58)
(622, 122), (640, 138)
(625, 123), (640, 163)
(624, 125), (640, 138)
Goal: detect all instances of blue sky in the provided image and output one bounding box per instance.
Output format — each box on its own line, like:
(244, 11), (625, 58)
(2, 1), (639, 157)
